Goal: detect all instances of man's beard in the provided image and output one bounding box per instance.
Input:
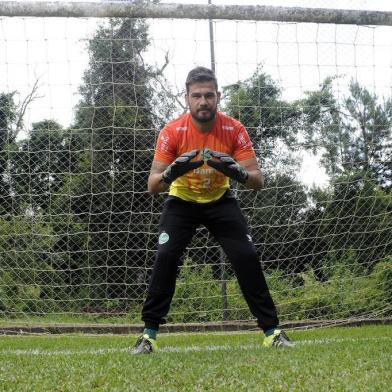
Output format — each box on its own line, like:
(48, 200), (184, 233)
(192, 108), (217, 123)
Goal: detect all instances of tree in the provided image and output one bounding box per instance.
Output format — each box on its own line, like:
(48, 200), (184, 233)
(222, 67), (302, 174)
(0, 93), (18, 215)
(344, 82), (392, 189)
(305, 175), (392, 271)
(0, 98), (70, 314)
(50, 15), (175, 306)
(248, 174), (309, 272)
(301, 78), (392, 189)
(11, 120), (69, 211)
(222, 68), (309, 272)
(298, 78), (392, 273)
(0, 82), (45, 215)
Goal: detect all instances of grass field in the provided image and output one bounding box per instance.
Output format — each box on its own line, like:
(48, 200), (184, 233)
(0, 325), (390, 391)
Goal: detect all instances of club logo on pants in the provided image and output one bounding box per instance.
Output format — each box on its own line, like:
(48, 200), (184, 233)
(159, 231), (170, 245)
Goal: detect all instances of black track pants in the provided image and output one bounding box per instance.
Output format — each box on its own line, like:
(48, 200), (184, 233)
(141, 194), (279, 331)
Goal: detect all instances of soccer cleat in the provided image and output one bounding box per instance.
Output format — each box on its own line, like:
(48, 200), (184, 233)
(133, 334), (158, 354)
(263, 329), (294, 348)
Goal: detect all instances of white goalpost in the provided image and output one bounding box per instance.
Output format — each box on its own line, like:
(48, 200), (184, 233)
(0, 1), (391, 333)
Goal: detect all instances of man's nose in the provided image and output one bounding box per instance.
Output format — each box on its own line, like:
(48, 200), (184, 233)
(199, 95), (208, 105)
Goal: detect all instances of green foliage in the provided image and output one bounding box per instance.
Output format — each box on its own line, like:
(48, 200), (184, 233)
(0, 15), (178, 314)
(11, 120), (68, 211)
(170, 260), (223, 323)
(222, 67), (302, 173)
(1, 42), (391, 325)
(0, 92), (19, 215)
(317, 175), (391, 268)
(344, 81), (392, 187)
(300, 78), (392, 188)
(282, 253), (392, 321)
(299, 76), (341, 159)
(169, 254), (392, 324)
(248, 174), (309, 271)
(372, 257), (392, 306)
(0, 92), (17, 143)
(59, 16), (174, 302)
(0, 215), (66, 315)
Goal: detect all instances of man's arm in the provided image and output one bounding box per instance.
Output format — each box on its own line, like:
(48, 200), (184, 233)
(148, 150), (204, 194)
(147, 161), (170, 194)
(238, 157), (264, 191)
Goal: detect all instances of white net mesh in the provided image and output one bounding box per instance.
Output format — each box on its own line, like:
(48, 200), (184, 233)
(0, 3), (391, 330)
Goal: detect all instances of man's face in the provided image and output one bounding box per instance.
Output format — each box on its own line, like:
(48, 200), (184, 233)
(186, 81), (221, 123)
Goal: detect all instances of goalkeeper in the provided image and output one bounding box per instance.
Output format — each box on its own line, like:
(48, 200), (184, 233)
(134, 66), (293, 354)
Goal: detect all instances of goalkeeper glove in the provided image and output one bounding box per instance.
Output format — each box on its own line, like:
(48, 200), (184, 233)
(161, 149), (204, 184)
(207, 151), (249, 184)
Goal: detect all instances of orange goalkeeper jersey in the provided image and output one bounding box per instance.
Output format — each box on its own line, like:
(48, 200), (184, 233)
(154, 112), (256, 203)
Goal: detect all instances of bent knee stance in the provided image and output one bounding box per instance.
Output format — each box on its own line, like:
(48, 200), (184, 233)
(142, 248), (182, 326)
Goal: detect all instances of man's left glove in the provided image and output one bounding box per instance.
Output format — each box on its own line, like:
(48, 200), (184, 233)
(161, 149), (204, 184)
(207, 151), (249, 184)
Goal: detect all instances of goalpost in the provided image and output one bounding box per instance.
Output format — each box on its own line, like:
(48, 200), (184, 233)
(0, 1), (391, 333)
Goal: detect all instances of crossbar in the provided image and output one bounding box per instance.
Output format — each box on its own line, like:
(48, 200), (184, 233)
(1, 1), (392, 26)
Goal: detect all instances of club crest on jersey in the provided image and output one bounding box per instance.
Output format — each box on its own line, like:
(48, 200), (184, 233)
(202, 147), (212, 160)
(159, 231), (170, 245)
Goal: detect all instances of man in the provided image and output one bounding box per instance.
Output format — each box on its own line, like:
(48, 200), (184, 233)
(133, 66), (293, 354)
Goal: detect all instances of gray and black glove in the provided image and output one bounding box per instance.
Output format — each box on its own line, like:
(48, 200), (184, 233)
(161, 149), (204, 184)
(207, 151), (248, 184)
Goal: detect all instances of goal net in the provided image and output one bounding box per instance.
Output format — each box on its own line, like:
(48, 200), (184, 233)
(0, 1), (391, 332)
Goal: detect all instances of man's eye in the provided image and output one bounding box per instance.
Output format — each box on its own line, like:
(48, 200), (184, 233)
(192, 94), (215, 99)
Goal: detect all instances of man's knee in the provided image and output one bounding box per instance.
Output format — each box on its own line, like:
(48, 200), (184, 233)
(149, 248), (182, 288)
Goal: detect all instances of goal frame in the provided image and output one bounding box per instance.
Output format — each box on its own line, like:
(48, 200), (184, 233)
(1, 1), (392, 334)
(0, 1), (392, 26)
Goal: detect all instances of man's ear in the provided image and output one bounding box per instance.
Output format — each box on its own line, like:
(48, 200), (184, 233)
(217, 91), (221, 104)
(185, 93), (189, 108)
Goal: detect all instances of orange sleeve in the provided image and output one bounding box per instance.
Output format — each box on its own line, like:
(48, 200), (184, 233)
(233, 125), (256, 162)
(153, 126), (177, 164)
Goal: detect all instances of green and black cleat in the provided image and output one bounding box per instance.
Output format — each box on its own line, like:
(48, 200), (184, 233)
(133, 334), (158, 354)
(263, 329), (295, 348)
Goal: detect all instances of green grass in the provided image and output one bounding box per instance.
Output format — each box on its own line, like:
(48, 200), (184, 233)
(0, 325), (390, 391)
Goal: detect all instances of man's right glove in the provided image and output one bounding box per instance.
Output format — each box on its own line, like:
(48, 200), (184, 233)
(207, 151), (249, 184)
(161, 149), (204, 184)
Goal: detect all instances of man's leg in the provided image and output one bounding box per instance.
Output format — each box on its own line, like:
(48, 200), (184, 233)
(141, 197), (198, 331)
(204, 197), (279, 331)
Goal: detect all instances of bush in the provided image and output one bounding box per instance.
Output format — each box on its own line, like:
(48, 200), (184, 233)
(170, 260), (223, 323)
(169, 254), (392, 324)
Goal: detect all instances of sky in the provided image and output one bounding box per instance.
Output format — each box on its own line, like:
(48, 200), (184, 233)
(1, 0), (392, 186)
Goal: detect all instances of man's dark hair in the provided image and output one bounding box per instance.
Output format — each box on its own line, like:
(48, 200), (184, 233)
(185, 66), (218, 92)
